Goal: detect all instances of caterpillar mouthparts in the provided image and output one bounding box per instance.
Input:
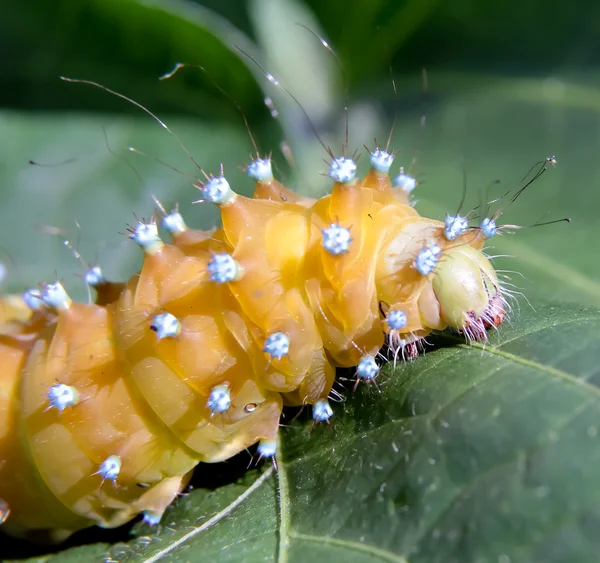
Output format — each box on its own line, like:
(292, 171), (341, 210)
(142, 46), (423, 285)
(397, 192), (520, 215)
(0, 146), (510, 543)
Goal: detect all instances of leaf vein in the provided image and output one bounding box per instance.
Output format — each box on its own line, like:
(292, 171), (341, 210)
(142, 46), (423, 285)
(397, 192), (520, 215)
(469, 343), (600, 399)
(141, 467), (274, 563)
(288, 531), (410, 563)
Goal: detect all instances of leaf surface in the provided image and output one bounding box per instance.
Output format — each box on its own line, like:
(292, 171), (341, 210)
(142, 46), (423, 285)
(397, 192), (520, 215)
(7, 306), (599, 563)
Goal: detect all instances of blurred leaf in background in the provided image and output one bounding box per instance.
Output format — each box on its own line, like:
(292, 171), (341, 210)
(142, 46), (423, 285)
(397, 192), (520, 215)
(1, 0), (600, 561)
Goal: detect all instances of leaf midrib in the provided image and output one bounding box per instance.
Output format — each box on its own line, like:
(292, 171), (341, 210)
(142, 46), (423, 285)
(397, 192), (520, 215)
(84, 311), (599, 562)
(273, 310), (600, 562)
(139, 467), (274, 562)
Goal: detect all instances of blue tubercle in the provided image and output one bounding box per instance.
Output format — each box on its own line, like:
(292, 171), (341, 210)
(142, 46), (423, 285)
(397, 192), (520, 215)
(263, 332), (290, 360)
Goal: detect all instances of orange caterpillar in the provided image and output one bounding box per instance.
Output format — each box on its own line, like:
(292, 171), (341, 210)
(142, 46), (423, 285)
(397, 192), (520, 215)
(0, 146), (507, 542)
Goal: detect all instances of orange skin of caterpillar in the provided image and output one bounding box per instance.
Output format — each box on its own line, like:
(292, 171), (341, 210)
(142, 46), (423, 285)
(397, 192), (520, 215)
(0, 165), (499, 542)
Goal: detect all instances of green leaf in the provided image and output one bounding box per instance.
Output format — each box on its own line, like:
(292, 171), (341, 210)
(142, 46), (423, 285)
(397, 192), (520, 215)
(278, 305), (600, 563)
(9, 305), (600, 562)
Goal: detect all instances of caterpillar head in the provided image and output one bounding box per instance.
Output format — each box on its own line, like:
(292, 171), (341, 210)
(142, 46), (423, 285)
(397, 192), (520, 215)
(432, 245), (504, 338)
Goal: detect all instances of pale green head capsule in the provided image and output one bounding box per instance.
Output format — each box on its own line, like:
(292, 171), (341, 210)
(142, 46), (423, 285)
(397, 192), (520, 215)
(431, 245), (500, 329)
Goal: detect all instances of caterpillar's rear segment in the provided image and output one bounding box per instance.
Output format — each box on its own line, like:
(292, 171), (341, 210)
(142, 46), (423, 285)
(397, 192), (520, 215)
(0, 150), (504, 541)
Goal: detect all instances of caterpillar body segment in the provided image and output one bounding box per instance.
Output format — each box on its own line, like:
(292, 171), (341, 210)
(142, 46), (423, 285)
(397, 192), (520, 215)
(0, 152), (503, 541)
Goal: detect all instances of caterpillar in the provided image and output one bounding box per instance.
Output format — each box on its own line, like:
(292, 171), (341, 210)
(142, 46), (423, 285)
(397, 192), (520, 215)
(0, 69), (558, 545)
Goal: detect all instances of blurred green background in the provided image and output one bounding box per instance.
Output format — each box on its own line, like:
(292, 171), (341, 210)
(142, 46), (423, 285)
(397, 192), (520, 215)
(1, 0), (599, 306)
